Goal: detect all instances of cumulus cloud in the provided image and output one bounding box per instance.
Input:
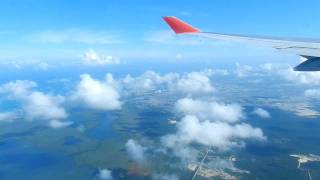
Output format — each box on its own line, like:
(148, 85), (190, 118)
(259, 63), (320, 85)
(253, 108), (270, 119)
(171, 72), (215, 95)
(23, 92), (67, 120)
(125, 139), (146, 164)
(259, 63), (284, 72)
(71, 74), (121, 110)
(162, 115), (265, 152)
(31, 29), (123, 44)
(122, 71), (178, 94)
(82, 49), (120, 66)
(279, 68), (320, 85)
(230, 62), (320, 86)
(175, 98), (243, 123)
(121, 70), (215, 96)
(98, 169), (113, 180)
(0, 80), (71, 128)
(162, 143), (199, 163)
(162, 96), (265, 162)
(0, 80), (37, 98)
(0, 80), (68, 121)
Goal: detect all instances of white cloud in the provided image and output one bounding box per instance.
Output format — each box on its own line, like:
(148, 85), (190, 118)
(0, 80), (37, 98)
(175, 98), (243, 123)
(121, 70), (216, 96)
(260, 63), (320, 85)
(253, 108), (270, 119)
(24, 92), (67, 120)
(122, 71), (178, 94)
(49, 120), (73, 129)
(162, 143), (199, 163)
(259, 63), (281, 71)
(125, 139), (146, 164)
(98, 169), (113, 180)
(305, 89), (320, 98)
(0, 112), (19, 122)
(234, 63), (253, 78)
(0, 80), (68, 121)
(232, 62), (320, 86)
(71, 74), (121, 110)
(203, 69), (229, 76)
(162, 115), (265, 151)
(279, 68), (320, 85)
(82, 49), (120, 66)
(228, 62), (320, 87)
(31, 29), (123, 44)
(171, 72), (215, 95)
(162, 97), (265, 162)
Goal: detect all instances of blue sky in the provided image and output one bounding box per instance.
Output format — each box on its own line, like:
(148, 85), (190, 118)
(0, 0), (320, 63)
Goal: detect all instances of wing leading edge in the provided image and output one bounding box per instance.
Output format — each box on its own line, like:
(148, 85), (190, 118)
(163, 16), (320, 71)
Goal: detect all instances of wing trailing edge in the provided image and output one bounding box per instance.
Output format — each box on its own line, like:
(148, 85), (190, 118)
(163, 16), (320, 71)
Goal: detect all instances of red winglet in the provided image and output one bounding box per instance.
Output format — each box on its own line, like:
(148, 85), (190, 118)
(163, 16), (200, 34)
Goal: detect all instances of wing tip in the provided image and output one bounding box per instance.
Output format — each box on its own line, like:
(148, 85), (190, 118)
(294, 57), (320, 71)
(163, 16), (200, 34)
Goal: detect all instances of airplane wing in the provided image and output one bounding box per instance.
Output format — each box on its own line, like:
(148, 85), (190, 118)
(163, 16), (320, 71)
